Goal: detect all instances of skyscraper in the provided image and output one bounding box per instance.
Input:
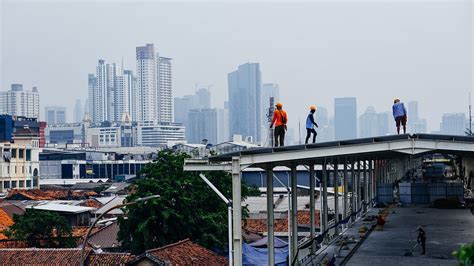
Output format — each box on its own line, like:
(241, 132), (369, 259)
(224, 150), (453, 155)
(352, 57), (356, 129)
(157, 55), (173, 122)
(195, 88), (211, 109)
(217, 105), (229, 143)
(314, 106), (334, 142)
(334, 97), (357, 140)
(228, 63), (261, 142)
(174, 88), (211, 129)
(186, 108), (218, 144)
(135, 44), (157, 122)
(260, 83), (280, 140)
(74, 99), (83, 123)
(407, 101), (427, 133)
(377, 112), (391, 136)
(359, 106), (379, 138)
(0, 84), (40, 119)
(45, 106), (67, 125)
(114, 70), (135, 121)
(440, 113), (466, 135)
(88, 60), (116, 123)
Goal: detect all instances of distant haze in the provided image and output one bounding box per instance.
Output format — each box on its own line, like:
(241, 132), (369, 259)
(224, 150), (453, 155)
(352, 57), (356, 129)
(1, 0), (472, 131)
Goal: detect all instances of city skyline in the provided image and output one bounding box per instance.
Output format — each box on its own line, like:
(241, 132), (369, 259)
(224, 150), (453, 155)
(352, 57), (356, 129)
(2, 1), (471, 132)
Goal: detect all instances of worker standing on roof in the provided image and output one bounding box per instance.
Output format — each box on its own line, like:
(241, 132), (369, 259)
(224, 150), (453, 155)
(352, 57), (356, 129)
(305, 105), (319, 144)
(417, 226), (426, 255)
(270, 102), (288, 147)
(392, 98), (407, 134)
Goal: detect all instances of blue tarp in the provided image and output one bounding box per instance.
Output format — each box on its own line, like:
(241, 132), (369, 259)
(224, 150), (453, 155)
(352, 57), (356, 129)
(249, 236), (289, 248)
(243, 243), (288, 266)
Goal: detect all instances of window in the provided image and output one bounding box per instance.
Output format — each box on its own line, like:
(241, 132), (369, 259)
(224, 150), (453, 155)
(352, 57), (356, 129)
(26, 150), (31, 161)
(3, 181), (9, 189)
(26, 180), (31, 188)
(11, 149), (17, 158)
(11, 181), (16, 188)
(19, 181), (24, 188)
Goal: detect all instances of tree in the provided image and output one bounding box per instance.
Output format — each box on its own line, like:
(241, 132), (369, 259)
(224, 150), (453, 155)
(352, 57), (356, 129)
(3, 209), (75, 248)
(118, 150), (259, 254)
(453, 243), (474, 266)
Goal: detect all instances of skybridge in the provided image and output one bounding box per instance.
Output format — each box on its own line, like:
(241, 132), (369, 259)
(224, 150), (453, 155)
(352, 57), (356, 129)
(183, 134), (474, 265)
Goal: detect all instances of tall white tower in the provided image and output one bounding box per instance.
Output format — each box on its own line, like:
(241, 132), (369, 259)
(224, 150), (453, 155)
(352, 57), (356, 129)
(136, 44), (157, 122)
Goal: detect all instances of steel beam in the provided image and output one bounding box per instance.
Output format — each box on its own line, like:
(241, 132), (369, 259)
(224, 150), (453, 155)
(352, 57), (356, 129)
(290, 164), (298, 262)
(231, 157), (242, 265)
(266, 165), (275, 266)
(309, 163), (316, 255)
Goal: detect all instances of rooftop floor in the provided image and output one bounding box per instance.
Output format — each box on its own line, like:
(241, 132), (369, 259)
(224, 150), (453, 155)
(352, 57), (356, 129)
(347, 206), (474, 266)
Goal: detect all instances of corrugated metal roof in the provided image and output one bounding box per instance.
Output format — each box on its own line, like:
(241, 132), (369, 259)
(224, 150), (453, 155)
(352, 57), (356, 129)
(27, 203), (94, 214)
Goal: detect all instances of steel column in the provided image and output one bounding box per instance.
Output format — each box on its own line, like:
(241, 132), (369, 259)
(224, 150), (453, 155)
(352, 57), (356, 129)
(322, 160), (328, 235)
(290, 164), (298, 262)
(333, 159), (339, 235)
(363, 158), (367, 213)
(357, 159), (361, 217)
(309, 163), (316, 255)
(231, 157), (242, 265)
(266, 165), (275, 266)
(343, 159), (348, 223)
(351, 159), (355, 223)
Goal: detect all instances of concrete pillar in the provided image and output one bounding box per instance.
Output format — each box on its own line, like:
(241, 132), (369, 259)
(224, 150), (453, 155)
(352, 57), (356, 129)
(322, 160), (328, 234)
(290, 164), (298, 262)
(266, 165), (275, 266)
(231, 157), (242, 265)
(343, 159), (348, 222)
(333, 159), (339, 235)
(309, 163), (316, 255)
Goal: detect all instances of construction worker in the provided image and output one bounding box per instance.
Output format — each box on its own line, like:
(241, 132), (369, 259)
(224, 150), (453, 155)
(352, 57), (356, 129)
(270, 102), (288, 147)
(417, 226), (426, 255)
(305, 105), (319, 144)
(392, 98), (407, 134)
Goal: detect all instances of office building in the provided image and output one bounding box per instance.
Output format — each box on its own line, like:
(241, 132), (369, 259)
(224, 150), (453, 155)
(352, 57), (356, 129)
(135, 44), (157, 122)
(136, 121), (185, 147)
(217, 106), (229, 143)
(440, 113), (466, 136)
(334, 97), (357, 140)
(195, 88), (211, 109)
(157, 56), (173, 122)
(228, 63), (261, 142)
(359, 106), (379, 138)
(186, 109), (218, 144)
(377, 112), (391, 136)
(45, 123), (84, 146)
(0, 84), (40, 119)
(74, 99), (83, 123)
(45, 106), (67, 125)
(407, 101), (427, 133)
(174, 88), (211, 127)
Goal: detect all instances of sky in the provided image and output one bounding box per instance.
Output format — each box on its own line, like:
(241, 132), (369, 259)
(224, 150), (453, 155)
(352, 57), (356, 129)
(1, 0), (472, 131)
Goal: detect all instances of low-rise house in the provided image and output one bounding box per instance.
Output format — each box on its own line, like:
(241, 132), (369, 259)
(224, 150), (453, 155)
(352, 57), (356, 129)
(27, 203), (94, 226)
(87, 221), (121, 252)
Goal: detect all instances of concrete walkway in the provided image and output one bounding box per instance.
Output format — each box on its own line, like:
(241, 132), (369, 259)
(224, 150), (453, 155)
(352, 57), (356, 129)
(347, 206), (474, 266)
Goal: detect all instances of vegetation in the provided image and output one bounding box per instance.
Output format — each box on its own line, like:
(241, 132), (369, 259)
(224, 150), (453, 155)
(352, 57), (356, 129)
(118, 150), (259, 254)
(3, 209), (75, 248)
(453, 243), (474, 266)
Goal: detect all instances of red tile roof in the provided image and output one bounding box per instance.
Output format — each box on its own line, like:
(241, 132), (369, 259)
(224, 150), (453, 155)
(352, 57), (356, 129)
(88, 222), (120, 249)
(146, 239), (228, 265)
(0, 209), (13, 240)
(80, 199), (103, 209)
(0, 248), (90, 265)
(244, 210), (320, 233)
(87, 253), (131, 266)
(6, 189), (98, 201)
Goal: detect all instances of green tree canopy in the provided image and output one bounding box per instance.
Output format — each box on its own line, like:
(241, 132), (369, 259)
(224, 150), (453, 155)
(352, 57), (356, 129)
(118, 150), (259, 254)
(4, 209), (75, 248)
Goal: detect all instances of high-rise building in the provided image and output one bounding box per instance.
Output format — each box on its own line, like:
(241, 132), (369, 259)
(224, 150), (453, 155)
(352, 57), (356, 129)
(114, 70), (135, 122)
(260, 83), (279, 140)
(334, 97), (357, 140)
(135, 44), (157, 122)
(186, 108), (218, 144)
(228, 63), (261, 142)
(0, 84), (40, 119)
(195, 88), (211, 109)
(377, 112), (391, 136)
(44, 106), (67, 125)
(217, 106), (229, 143)
(408, 101), (419, 122)
(407, 101), (427, 133)
(315, 106), (329, 127)
(174, 95), (195, 126)
(157, 55), (173, 122)
(74, 99), (84, 123)
(359, 106), (379, 138)
(136, 121), (185, 147)
(88, 60), (116, 123)
(440, 113), (466, 135)
(314, 107), (334, 142)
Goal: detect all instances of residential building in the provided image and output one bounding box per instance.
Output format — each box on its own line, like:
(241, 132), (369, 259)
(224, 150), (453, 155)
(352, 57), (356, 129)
(228, 63), (262, 142)
(135, 121), (185, 147)
(0, 115), (45, 147)
(0, 84), (40, 119)
(0, 129), (40, 193)
(74, 99), (83, 123)
(114, 70), (134, 122)
(440, 113), (466, 136)
(334, 97), (357, 140)
(195, 87), (211, 109)
(44, 106), (67, 125)
(174, 95), (195, 126)
(88, 60), (116, 123)
(157, 56), (173, 122)
(26, 203), (93, 226)
(135, 44), (157, 122)
(186, 108), (218, 144)
(210, 135), (259, 155)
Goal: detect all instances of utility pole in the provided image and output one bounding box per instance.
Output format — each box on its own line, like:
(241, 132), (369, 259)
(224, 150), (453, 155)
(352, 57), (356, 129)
(268, 97), (274, 147)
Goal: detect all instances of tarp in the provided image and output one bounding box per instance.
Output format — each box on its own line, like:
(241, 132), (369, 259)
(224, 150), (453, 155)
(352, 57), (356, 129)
(249, 236), (288, 248)
(243, 243), (288, 266)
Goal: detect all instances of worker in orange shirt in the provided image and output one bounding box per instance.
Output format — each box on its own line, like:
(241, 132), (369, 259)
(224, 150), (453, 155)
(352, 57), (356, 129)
(270, 102), (288, 147)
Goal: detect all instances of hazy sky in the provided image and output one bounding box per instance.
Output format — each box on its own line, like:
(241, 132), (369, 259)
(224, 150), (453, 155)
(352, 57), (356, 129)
(1, 0), (472, 131)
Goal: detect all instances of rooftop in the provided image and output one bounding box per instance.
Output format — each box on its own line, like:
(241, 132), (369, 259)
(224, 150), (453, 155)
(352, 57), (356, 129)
(27, 203), (94, 214)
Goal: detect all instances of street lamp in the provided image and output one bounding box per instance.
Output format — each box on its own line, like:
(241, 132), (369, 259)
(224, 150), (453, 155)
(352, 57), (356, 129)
(80, 194), (160, 266)
(198, 174), (233, 266)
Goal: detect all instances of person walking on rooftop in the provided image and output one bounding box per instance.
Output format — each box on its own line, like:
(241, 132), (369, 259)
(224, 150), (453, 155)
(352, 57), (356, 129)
(392, 98), (407, 134)
(305, 105), (319, 144)
(270, 102), (288, 147)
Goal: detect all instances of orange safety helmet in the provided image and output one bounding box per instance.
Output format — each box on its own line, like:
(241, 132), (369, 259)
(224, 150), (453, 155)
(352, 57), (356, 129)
(310, 105), (317, 110)
(275, 102), (283, 108)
